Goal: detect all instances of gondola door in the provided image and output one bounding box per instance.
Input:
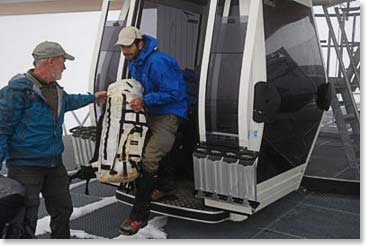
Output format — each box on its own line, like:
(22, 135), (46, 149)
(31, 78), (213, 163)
(194, 0), (266, 213)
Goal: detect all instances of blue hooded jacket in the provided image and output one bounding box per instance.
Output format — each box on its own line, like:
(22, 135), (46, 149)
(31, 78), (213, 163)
(0, 74), (96, 168)
(128, 35), (188, 119)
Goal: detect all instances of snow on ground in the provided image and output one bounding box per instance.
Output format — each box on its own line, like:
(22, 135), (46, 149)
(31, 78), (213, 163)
(70, 230), (107, 239)
(69, 179), (97, 190)
(113, 216), (168, 239)
(35, 216), (51, 236)
(35, 194), (168, 239)
(70, 196), (117, 220)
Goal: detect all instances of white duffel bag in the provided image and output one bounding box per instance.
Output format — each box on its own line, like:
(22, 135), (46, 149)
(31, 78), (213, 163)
(92, 79), (149, 183)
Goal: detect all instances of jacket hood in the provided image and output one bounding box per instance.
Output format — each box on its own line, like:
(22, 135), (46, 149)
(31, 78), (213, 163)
(8, 74), (33, 90)
(131, 35), (158, 67)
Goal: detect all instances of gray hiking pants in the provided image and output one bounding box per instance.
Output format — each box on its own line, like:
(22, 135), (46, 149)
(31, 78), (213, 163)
(142, 114), (180, 174)
(7, 165), (73, 239)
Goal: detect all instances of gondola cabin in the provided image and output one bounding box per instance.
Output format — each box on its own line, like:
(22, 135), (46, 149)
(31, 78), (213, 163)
(89, 0), (330, 222)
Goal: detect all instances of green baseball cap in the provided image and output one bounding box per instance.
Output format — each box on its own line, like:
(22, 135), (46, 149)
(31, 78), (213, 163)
(32, 41), (75, 61)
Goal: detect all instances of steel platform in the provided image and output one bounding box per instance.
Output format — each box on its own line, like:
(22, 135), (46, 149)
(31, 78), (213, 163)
(116, 180), (230, 223)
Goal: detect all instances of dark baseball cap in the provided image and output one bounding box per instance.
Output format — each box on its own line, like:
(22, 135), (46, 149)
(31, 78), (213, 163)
(32, 41), (75, 61)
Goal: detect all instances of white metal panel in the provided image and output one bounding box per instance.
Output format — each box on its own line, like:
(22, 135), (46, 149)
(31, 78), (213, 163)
(256, 177), (300, 211)
(0, 0), (55, 3)
(118, 0), (130, 21)
(116, 0), (138, 80)
(204, 198), (254, 215)
(247, 1), (266, 151)
(238, 0), (250, 16)
(237, 0), (253, 148)
(293, 0), (312, 7)
(198, 0), (218, 143)
(257, 164), (305, 197)
(88, 0), (111, 125)
(223, 0), (231, 17)
(238, 0), (265, 150)
(256, 164), (306, 211)
(0, 0), (104, 15)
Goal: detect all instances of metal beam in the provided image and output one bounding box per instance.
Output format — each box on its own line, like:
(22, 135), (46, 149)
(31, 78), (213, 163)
(0, 0), (123, 16)
(323, 6), (360, 125)
(312, 0), (353, 7)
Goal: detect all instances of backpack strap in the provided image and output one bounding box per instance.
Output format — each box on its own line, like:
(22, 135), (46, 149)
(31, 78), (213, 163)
(109, 93), (128, 175)
(102, 97), (112, 161)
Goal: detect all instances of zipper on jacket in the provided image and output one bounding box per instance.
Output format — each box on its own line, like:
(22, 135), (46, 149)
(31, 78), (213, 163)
(18, 118), (29, 143)
(52, 122), (57, 167)
(52, 86), (62, 167)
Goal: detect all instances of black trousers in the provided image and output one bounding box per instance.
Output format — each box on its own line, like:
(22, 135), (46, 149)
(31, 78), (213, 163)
(130, 171), (156, 222)
(7, 165), (73, 239)
(156, 153), (177, 192)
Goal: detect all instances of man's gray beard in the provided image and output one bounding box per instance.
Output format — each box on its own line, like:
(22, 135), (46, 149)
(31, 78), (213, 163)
(51, 71), (62, 81)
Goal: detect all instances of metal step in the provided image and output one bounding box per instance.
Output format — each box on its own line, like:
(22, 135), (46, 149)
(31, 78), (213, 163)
(115, 180), (230, 223)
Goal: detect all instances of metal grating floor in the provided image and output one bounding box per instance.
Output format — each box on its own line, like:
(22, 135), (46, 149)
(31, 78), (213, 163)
(1, 131), (360, 239)
(34, 177), (359, 239)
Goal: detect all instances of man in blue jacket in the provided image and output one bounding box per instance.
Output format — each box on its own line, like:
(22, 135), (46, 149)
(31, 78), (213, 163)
(116, 26), (188, 235)
(0, 41), (107, 239)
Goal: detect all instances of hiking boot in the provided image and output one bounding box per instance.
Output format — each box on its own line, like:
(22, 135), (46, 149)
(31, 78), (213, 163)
(119, 218), (147, 235)
(151, 189), (177, 201)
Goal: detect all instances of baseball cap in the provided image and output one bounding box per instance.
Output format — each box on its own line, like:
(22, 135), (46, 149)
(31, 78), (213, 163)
(115, 26), (142, 46)
(32, 41), (75, 61)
